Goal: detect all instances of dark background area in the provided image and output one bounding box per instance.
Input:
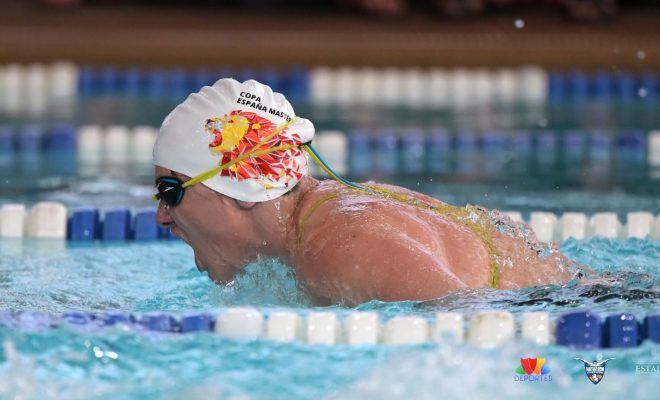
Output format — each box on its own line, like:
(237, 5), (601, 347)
(1, 0), (658, 70)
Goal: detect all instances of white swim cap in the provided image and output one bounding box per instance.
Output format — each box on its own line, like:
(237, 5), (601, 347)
(154, 78), (315, 202)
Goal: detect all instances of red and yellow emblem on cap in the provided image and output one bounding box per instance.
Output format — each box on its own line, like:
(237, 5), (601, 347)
(205, 111), (304, 188)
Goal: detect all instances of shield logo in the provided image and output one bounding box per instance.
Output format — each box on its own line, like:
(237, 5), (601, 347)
(575, 358), (615, 385)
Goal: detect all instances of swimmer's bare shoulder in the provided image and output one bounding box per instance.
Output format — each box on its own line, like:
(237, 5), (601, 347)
(292, 182), (469, 304)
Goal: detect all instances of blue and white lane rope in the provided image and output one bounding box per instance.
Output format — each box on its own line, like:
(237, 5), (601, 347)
(1, 308), (658, 349)
(1, 203), (660, 242)
(2, 63), (659, 116)
(1, 125), (659, 175)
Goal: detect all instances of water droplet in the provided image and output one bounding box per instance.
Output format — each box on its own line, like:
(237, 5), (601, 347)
(637, 50), (646, 60)
(514, 19), (525, 29)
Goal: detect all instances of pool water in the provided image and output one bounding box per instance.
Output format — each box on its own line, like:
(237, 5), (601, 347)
(1, 89), (659, 399)
(0, 236), (659, 399)
(1, 138), (659, 399)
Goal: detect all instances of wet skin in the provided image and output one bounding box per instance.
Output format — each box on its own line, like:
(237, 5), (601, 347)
(155, 166), (575, 306)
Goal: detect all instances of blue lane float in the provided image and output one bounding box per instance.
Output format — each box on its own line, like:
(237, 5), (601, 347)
(259, 68), (283, 93)
(17, 125), (42, 153)
(589, 130), (612, 161)
(563, 130), (586, 160)
(480, 131), (507, 175)
(618, 72), (636, 101)
(481, 131), (506, 151)
(124, 68), (148, 97)
(567, 71), (589, 103)
(169, 68), (189, 102)
(592, 71), (613, 101)
(101, 310), (136, 326)
(100, 67), (120, 95)
(427, 130), (451, 174)
(191, 69), (217, 92)
(62, 311), (95, 326)
(102, 208), (132, 241)
(536, 130), (559, 168)
(78, 66), (97, 97)
(548, 71), (566, 103)
(133, 208), (159, 241)
(615, 129), (647, 166)
(284, 67), (309, 103)
(69, 207), (101, 241)
(348, 131), (373, 175)
(180, 313), (215, 333)
(454, 130), (480, 174)
(147, 69), (169, 100)
(640, 73), (658, 100)
(555, 310), (603, 349)
(139, 312), (178, 332)
(373, 131), (399, 174)
(400, 129), (426, 174)
(643, 314), (660, 343)
(44, 123), (77, 152)
(562, 130), (587, 175)
(603, 313), (639, 348)
(0, 125), (15, 154)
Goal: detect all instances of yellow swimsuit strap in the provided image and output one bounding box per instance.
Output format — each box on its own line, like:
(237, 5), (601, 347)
(296, 192), (342, 243)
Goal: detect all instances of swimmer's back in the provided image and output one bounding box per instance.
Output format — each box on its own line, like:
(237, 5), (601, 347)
(292, 181), (492, 303)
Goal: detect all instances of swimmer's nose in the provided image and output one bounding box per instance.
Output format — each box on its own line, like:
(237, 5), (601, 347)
(155, 201), (174, 227)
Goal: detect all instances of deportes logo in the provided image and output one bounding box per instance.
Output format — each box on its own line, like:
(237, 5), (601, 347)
(514, 358), (553, 382)
(575, 358), (615, 385)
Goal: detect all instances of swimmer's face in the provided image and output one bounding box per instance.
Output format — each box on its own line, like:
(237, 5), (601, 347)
(154, 166), (258, 284)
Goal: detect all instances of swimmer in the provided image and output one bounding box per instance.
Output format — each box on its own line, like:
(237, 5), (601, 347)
(153, 78), (579, 305)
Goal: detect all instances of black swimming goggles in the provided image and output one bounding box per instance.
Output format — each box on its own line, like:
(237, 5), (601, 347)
(154, 177), (186, 207)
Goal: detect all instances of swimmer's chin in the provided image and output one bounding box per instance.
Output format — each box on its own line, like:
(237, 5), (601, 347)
(194, 256), (239, 284)
(193, 253), (206, 273)
(206, 269), (238, 285)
